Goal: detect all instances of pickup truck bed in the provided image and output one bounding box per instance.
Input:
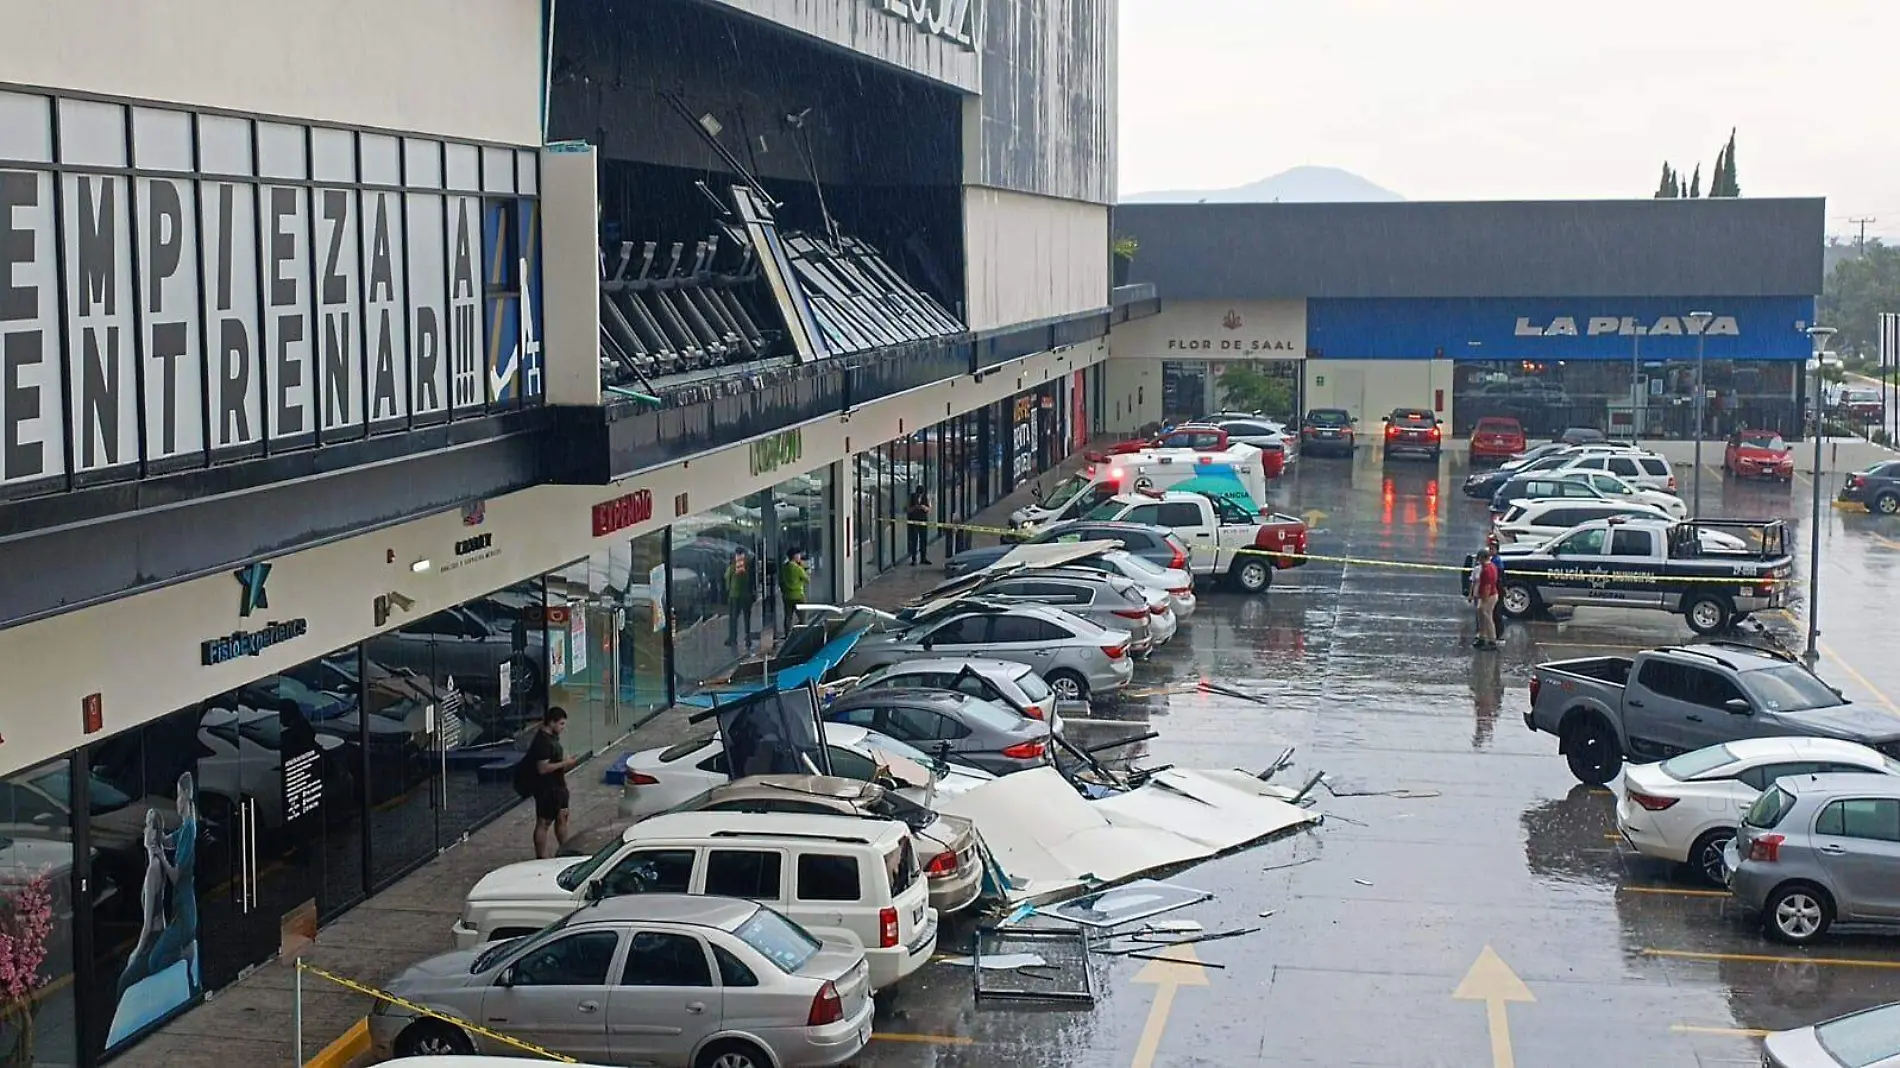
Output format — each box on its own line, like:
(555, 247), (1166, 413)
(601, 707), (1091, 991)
(1542, 656), (1632, 687)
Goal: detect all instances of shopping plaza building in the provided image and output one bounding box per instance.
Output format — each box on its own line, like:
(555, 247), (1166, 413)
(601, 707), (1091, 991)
(1104, 198), (1826, 439)
(0, 0), (1140, 1061)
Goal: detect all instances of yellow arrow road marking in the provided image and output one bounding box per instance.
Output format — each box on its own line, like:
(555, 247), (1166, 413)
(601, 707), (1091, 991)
(1129, 942), (1210, 1068)
(1454, 945), (1534, 1068)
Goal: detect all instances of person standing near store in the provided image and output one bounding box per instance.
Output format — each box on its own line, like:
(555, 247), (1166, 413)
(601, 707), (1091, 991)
(906, 485), (932, 566)
(777, 548), (809, 638)
(525, 707), (579, 859)
(1470, 548), (1502, 650)
(725, 548), (757, 648)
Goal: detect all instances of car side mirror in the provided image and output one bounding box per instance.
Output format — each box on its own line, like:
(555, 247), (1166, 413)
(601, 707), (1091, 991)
(584, 879), (607, 902)
(1724, 698), (1752, 715)
(1031, 485), (1043, 499)
(497, 966), (517, 987)
(920, 637), (934, 651)
(1380, 416), (1391, 423)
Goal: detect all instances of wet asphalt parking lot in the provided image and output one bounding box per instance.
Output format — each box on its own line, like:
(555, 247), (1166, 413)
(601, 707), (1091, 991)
(855, 446), (1900, 1068)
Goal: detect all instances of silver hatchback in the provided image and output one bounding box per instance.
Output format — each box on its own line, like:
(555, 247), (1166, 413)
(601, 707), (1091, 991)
(1726, 772), (1900, 945)
(371, 894), (872, 1067)
(831, 602), (1135, 702)
(931, 567), (1158, 653)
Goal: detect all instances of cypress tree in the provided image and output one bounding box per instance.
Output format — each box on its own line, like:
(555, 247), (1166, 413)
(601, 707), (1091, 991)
(1720, 128), (1740, 196)
(1688, 164), (1701, 198)
(1655, 162), (1674, 198)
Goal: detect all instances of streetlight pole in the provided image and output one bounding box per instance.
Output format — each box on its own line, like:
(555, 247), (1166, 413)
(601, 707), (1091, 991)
(1804, 324), (1836, 662)
(1689, 310), (1714, 517)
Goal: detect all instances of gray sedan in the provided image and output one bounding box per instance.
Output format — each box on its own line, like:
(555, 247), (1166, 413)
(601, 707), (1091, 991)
(1763, 1000), (1900, 1066)
(822, 688), (1055, 775)
(926, 567), (1156, 653)
(1726, 771), (1900, 945)
(369, 894), (872, 1066)
(831, 602), (1134, 702)
(846, 657), (1061, 725)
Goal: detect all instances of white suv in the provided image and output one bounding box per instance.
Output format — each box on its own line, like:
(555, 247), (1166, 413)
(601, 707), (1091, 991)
(1493, 499), (1670, 547)
(1548, 449), (1677, 493)
(452, 812), (939, 991)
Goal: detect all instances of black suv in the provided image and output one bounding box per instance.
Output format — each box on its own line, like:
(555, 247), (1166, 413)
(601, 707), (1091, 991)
(1381, 407), (1443, 462)
(1300, 408), (1356, 457)
(1839, 459), (1900, 514)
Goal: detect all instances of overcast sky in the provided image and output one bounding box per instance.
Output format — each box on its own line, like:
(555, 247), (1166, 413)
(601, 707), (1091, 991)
(1118, 0), (1891, 240)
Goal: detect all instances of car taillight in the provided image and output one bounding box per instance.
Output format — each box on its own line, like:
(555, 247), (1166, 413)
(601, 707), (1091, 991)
(1667, 476), (1678, 491)
(925, 851), (960, 877)
(807, 980), (845, 1026)
(1528, 676), (1541, 705)
(627, 771), (660, 786)
(1103, 644), (1127, 659)
(1001, 740), (1047, 760)
(1748, 834), (1784, 863)
(1149, 602), (1167, 616)
(1169, 585), (1192, 597)
(1021, 703), (1046, 720)
(1169, 545), (1188, 569)
(1627, 791), (1679, 812)
(1852, 474), (1867, 488)
(1428, 427), (1442, 440)
(1113, 606), (1148, 620)
(878, 907), (899, 948)
(1385, 424), (1400, 438)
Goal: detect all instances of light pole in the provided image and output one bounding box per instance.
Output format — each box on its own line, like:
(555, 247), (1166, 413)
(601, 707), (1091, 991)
(1804, 324), (1836, 662)
(1630, 328), (1643, 441)
(1689, 310), (1714, 516)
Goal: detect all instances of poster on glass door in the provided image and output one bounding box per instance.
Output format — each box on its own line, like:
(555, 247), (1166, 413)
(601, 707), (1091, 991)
(105, 773), (203, 1051)
(569, 610), (588, 674)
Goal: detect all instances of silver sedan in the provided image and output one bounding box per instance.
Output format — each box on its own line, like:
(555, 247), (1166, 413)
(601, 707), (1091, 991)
(1762, 999), (1900, 1066)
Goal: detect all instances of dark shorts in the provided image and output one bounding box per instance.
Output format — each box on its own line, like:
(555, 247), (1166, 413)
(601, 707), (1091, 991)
(534, 787), (570, 822)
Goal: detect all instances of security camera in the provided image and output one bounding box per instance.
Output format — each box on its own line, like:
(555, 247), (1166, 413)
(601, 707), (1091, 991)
(386, 591), (416, 612)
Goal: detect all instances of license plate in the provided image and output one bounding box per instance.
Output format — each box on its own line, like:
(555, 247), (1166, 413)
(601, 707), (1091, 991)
(911, 905), (925, 927)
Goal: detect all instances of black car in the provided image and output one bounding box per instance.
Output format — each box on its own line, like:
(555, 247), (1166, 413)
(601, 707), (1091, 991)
(1488, 473), (1603, 513)
(1300, 408), (1357, 457)
(1839, 459), (1900, 514)
(1381, 407), (1443, 462)
(943, 521), (1190, 577)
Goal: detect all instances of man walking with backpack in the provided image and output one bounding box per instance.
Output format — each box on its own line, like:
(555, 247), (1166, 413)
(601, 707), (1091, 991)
(517, 707), (579, 858)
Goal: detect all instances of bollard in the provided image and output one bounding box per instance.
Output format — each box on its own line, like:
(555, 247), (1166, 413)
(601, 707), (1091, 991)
(293, 962), (303, 1066)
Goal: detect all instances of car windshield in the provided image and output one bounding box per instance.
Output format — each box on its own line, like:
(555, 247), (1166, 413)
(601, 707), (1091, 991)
(1083, 499), (1130, 520)
(1476, 419), (1518, 433)
(472, 912), (573, 973)
(1743, 785), (1795, 829)
(1012, 667), (1053, 703)
(1660, 745), (1738, 780)
(1042, 475), (1093, 509)
(735, 907), (821, 973)
(1816, 1001), (1900, 1067)
(658, 736), (716, 763)
(856, 732), (948, 781)
(556, 838), (625, 891)
(1743, 667), (1848, 713)
(1740, 433), (1786, 450)
(1307, 411), (1349, 426)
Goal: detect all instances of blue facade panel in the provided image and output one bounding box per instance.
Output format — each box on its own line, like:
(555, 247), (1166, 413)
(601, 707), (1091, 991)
(1308, 297), (1816, 362)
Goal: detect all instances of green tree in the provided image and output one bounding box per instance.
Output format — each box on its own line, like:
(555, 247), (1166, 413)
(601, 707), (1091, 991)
(1688, 164), (1701, 198)
(1712, 128), (1740, 196)
(1216, 363), (1294, 419)
(1654, 163), (1674, 198)
(1817, 237), (1900, 360)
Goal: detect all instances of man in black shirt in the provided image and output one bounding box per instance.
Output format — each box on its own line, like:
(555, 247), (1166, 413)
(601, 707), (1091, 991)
(525, 706), (579, 858)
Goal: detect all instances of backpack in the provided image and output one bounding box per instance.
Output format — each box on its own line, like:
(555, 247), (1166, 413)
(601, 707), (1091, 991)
(512, 745), (538, 798)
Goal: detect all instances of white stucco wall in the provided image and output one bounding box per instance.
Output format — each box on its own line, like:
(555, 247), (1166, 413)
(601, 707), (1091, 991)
(1108, 300), (1307, 361)
(1, 0), (545, 144)
(1303, 360), (1456, 430)
(963, 188), (1109, 331)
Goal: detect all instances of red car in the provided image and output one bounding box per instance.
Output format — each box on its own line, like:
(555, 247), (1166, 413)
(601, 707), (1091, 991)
(1723, 429), (1794, 482)
(1467, 416), (1527, 464)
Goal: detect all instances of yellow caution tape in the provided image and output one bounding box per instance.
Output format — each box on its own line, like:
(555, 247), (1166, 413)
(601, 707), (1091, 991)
(297, 959), (577, 1063)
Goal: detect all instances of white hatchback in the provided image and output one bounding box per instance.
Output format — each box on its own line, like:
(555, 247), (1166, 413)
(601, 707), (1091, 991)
(1615, 736), (1900, 885)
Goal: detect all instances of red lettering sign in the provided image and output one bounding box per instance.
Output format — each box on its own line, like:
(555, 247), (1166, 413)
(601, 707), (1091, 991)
(592, 490), (655, 537)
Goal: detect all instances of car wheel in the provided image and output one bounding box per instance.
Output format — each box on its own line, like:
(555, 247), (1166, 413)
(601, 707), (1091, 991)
(1683, 595), (1733, 635)
(1563, 715), (1622, 786)
(697, 1039), (773, 1068)
(1763, 883), (1834, 945)
(1688, 828), (1736, 887)
(1875, 492), (1900, 516)
(1498, 583), (1538, 619)
(395, 1021), (475, 1058)
(1045, 669), (1089, 702)
(1232, 558), (1272, 594)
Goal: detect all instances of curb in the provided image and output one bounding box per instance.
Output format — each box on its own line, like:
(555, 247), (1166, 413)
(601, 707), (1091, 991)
(306, 1018), (370, 1068)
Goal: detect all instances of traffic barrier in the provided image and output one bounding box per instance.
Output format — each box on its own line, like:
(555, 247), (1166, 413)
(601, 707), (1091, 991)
(295, 959), (577, 1063)
(877, 517), (1797, 586)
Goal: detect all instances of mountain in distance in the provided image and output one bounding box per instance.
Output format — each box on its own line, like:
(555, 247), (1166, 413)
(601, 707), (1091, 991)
(1121, 165), (1405, 204)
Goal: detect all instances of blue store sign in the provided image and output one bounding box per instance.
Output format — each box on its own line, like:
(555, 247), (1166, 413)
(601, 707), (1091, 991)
(1307, 297), (1815, 361)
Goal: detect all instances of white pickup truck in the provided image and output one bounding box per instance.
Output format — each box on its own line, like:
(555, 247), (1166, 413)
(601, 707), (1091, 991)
(1080, 488), (1308, 592)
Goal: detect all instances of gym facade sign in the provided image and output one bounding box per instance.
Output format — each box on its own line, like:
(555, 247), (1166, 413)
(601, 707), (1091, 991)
(867, 0), (977, 50)
(1514, 314), (1740, 338)
(0, 89), (544, 498)
(1305, 297), (1813, 361)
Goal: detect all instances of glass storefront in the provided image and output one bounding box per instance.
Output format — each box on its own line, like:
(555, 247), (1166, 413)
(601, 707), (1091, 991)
(0, 760), (80, 1066)
(1160, 359), (1302, 426)
(1451, 359), (1803, 439)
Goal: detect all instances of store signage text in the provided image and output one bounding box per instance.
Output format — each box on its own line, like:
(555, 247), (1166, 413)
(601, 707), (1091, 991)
(867, 0), (976, 50)
(0, 92), (543, 494)
(202, 618), (309, 665)
(1514, 314), (1740, 338)
(749, 428), (804, 477)
(1165, 338), (1299, 354)
(454, 532), (493, 556)
(593, 489), (654, 536)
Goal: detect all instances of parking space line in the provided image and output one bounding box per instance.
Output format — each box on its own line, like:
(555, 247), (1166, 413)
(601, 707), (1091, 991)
(1671, 1024), (1770, 1038)
(1618, 885), (1728, 899)
(1642, 947), (1900, 970)
(873, 1033), (977, 1046)
(1819, 641), (1900, 716)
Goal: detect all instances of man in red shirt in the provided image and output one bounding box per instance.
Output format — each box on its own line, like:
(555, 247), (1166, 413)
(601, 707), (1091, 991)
(1471, 548), (1501, 650)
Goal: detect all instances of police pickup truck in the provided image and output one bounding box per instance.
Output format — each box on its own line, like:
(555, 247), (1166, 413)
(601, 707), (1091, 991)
(1461, 515), (1792, 635)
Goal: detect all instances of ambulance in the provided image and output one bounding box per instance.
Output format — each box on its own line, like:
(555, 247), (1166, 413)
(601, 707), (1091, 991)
(1008, 444), (1270, 535)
